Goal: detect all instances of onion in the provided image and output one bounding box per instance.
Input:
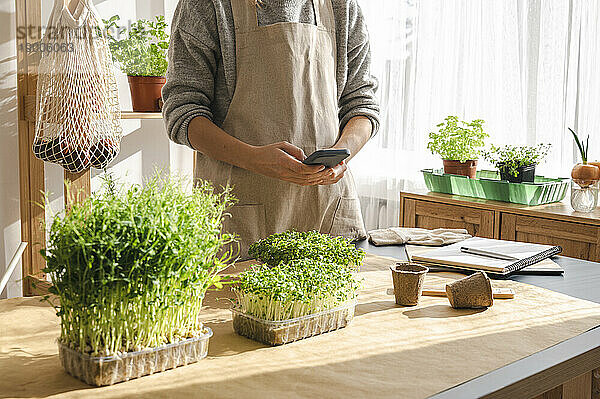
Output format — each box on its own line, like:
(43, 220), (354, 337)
(571, 163), (600, 188)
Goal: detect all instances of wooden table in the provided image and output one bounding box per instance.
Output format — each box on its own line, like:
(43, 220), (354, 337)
(399, 190), (600, 262)
(356, 240), (600, 399)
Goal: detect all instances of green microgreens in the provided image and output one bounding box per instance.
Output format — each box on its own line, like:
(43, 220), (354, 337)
(42, 173), (235, 357)
(233, 259), (361, 321)
(482, 143), (551, 177)
(248, 230), (365, 267)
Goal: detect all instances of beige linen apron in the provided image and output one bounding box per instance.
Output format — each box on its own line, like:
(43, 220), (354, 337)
(194, 0), (366, 258)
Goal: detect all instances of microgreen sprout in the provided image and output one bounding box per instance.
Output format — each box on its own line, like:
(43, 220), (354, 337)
(482, 143), (552, 177)
(42, 173), (235, 357)
(248, 230), (365, 267)
(233, 259), (361, 321)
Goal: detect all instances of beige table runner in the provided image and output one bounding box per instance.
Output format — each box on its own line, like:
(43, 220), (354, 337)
(2, 254), (600, 399)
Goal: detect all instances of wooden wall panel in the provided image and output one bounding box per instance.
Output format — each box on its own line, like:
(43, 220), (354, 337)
(16, 0), (46, 296)
(64, 170), (91, 209)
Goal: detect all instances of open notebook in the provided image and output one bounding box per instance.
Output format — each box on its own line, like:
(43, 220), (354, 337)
(408, 237), (563, 278)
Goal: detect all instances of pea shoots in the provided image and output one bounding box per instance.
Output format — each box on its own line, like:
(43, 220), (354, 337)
(42, 174), (235, 357)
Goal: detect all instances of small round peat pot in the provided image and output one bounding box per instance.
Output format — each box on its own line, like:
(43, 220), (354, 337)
(390, 262), (429, 306)
(445, 271), (494, 309)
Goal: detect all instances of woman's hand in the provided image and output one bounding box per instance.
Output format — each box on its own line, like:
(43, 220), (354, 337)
(247, 141), (332, 186)
(317, 161), (347, 185)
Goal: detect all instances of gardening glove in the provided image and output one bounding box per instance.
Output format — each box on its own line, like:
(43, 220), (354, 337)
(368, 227), (471, 246)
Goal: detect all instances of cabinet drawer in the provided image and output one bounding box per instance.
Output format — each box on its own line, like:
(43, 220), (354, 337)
(501, 213), (600, 261)
(401, 198), (495, 238)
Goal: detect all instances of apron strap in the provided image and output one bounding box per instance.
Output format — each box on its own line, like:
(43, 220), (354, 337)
(315, 0), (335, 32)
(313, 0), (322, 27)
(231, 0), (259, 33)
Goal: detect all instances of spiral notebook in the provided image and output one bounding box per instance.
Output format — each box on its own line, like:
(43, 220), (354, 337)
(411, 237), (562, 278)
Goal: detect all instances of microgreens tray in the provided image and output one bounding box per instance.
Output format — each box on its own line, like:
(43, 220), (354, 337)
(231, 300), (357, 346)
(58, 328), (213, 386)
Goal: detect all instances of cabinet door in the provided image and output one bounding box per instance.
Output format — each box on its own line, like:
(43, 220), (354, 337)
(501, 213), (600, 261)
(402, 199), (495, 238)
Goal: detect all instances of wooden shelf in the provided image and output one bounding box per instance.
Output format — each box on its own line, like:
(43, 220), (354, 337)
(22, 95), (164, 121)
(121, 111), (163, 120)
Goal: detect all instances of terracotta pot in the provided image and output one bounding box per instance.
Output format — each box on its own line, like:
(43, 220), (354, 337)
(127, 76), (166, 112)
(443, 159), (478, 178)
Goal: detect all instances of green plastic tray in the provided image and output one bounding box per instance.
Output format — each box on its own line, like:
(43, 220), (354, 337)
(421, 169), (569, 205)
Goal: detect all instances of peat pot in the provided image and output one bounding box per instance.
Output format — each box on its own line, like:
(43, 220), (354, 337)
(127, 76), (166, 112)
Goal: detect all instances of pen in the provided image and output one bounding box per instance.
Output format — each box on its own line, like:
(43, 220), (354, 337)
(460, 247), (520, 261)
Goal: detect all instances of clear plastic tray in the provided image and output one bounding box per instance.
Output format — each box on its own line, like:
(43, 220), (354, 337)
(231, 300), (357, 346)
(58, 327), (213, 386)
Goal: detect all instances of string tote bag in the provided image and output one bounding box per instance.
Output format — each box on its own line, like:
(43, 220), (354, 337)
(33, 0), (122, 173)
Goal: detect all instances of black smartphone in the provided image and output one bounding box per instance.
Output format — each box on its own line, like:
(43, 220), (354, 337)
(303, 149), (350, 168)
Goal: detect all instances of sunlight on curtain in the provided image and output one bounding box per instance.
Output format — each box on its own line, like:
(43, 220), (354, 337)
(354, 0), (600, 230)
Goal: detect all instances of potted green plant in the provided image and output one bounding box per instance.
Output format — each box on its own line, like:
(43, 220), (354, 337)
(104, 15), (169, 112)
(42, 174), (235, 386)
(232, 258), (361, 345)
(427, 116), (489, 178)
(482, 143), (551, 183)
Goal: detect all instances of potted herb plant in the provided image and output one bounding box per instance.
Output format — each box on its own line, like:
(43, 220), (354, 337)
(482, 143), (551, 183)
(42, 174), (235, 386)
(427, 116), (489, 178)
(104, 15), (169, 112)
(232, 259), (361, 345)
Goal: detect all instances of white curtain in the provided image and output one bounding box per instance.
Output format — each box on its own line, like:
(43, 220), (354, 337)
(354, 0), (600, 230)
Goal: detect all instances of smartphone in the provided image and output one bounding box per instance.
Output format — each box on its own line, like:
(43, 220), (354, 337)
(303, 149), (350, 168)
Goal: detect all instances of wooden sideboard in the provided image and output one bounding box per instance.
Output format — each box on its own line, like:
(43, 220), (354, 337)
(399, 191), (600, 262)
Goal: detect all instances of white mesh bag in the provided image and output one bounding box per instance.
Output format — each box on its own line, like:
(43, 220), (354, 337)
(33, 0), (122, 172)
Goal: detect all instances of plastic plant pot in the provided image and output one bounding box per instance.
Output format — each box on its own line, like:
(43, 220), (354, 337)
(58, 328), (213, 386)
(231, 300), (357, 346)
(499, 164), (536, 183)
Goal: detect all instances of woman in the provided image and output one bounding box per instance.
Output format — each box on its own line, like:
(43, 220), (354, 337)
(163, 0), (380, 257)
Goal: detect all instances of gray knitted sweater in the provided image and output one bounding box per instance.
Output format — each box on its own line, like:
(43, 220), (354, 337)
(162, 0), (380, 149)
